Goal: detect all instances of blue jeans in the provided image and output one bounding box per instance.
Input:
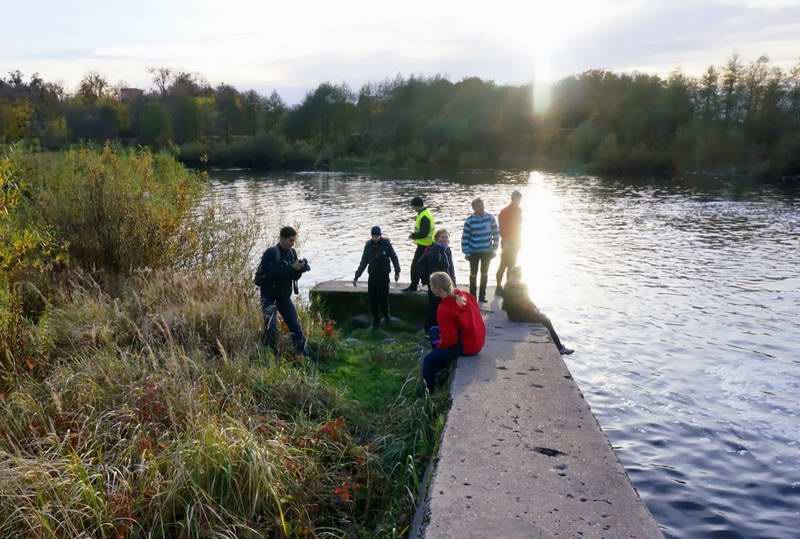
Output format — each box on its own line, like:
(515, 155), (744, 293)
(260, 294), (306, 354)
(422, 326), (462, 392)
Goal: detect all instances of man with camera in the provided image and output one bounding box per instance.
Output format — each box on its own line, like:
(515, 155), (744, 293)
(254, 226), (310, 356)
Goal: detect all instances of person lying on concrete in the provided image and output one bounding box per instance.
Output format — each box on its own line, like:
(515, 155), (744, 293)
(496, 190), (523, 296)
(403, 196), (436, 293)
(461, 197), (499, 303)
(418, 229), (456, 333)
(422, 271), (486, 393)
(353, 225), (401, 329)
(501, 266), (574, 355)
(254, 226), (311, 357)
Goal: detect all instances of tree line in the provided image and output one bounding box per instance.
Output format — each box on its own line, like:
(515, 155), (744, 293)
(1, 54), (799, 176)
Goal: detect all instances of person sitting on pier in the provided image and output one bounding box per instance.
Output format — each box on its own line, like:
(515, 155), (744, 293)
(418, 229), (456, 333)
(353, 225), (401, 329)
(422, 272), (485, 393)
(501, 266), (574, 355)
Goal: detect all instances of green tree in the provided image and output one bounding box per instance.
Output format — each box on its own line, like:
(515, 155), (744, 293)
(264, 90), (287, 133)
(139, 102), (173, 147)
(172, 96), (201, 143)
(697, 66), (721, 121)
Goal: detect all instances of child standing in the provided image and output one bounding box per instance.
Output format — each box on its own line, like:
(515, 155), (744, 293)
(353, 226), (401, 329)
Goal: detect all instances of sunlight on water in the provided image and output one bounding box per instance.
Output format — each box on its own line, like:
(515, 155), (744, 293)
(519, 171), (567, 308)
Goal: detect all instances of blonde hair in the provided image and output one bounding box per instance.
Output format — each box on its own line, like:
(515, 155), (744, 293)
(429, 271), (455, 296)
(434, 229), (449, 241)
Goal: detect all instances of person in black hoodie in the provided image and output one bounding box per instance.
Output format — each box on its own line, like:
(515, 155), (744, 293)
(418, 229), (456, 332)
(353, 226), (401, 329)
(254, 226), (311, 356)
(501, 266), (574, 355)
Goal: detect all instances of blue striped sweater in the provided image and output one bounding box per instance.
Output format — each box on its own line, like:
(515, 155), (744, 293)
(461, 212), (500, 255)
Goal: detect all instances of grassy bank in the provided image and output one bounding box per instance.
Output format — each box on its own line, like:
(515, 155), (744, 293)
(0, 146), (446, 537)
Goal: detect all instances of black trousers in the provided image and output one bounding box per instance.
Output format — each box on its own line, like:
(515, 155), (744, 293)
(421, 326), (463, 392)
(512, 307), (565, 350)
(468, 252), (492, 299)
(260, 294), (306, 354)
(409, 244), (427, 288)
(368, 274), (390, 323)
(496, 239), (520, 286)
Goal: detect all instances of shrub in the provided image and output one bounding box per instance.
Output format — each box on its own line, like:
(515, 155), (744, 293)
(20, 146), (202, 273)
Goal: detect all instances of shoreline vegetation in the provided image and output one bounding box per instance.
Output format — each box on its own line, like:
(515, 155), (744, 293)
(0, 146), (447, 537)
(2, 54), (799, 178)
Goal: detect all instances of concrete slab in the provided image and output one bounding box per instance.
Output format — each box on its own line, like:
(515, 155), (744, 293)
(310, 280), (429, 326)
(415, 293), (664, 539)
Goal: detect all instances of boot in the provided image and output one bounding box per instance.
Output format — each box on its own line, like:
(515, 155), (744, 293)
(469, 275), (477, 296)
(479, 274), (488, 303)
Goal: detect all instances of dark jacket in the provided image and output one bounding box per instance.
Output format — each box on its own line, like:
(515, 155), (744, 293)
(355, 238), (400, 279)
(418, 243), (456, 286)
(255, 244), (304, 299)
(501, 282), (540, 322)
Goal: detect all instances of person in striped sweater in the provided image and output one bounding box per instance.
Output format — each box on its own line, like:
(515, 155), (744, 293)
(461, 198), (500, 302)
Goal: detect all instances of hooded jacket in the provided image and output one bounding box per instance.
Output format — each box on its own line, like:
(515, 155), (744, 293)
(418, 242), (456, 286)
(354, 238), (400, 279)
(436, 289), (485, 355)
(501, 282), (541, 322)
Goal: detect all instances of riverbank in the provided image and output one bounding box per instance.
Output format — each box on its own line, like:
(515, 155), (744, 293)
(0, 147), (446, 537)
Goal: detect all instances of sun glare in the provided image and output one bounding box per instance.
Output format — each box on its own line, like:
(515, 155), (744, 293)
(519, 171), (565, 308)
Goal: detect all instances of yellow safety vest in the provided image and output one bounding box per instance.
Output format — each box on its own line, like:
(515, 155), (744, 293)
(413, 208), (436, 246)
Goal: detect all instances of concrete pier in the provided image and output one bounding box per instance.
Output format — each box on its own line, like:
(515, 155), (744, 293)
(309, 280), (428, 326)
(310, 281), (664, 538)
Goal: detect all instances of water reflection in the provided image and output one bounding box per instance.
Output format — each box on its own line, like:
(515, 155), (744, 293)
(208, 168), (800, 539)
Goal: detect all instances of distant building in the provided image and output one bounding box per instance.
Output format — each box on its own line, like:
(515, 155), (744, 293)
(119, 88), (144, 102)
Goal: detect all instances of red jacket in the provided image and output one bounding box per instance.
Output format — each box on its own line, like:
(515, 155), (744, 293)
(436, 290), (486, 355)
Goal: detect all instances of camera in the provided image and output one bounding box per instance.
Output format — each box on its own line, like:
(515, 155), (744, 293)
(298, 258), (311, 272)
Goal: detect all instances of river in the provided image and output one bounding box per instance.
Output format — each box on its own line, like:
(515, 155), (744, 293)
(208, 168), (800, 539)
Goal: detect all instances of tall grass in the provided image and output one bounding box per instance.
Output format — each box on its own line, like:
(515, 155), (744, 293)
(0, 147), (445, 537)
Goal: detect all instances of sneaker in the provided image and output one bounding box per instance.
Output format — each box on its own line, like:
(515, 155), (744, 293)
(558, 346), (574, 355)
(401, 286), (418, 293)
(495, 285), (504, 297)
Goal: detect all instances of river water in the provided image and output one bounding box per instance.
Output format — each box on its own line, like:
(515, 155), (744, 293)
(208, 168), (800, 539)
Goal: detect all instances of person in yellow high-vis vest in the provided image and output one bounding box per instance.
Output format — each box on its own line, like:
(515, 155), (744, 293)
(403, 196), (436, 292)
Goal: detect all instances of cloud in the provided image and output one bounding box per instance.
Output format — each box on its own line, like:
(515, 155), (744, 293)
(1, 0), (798, 99)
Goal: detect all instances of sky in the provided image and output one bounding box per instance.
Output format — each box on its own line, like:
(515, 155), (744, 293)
(1, 0), (799, 104)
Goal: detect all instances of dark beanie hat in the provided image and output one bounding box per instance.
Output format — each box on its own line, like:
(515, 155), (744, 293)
(371, 225), (382, 236)
(411, 196), (424, 207)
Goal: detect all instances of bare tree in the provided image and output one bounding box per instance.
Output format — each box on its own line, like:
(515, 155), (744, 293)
(148, 67), (173, 96)
(78, 71), (110, 102)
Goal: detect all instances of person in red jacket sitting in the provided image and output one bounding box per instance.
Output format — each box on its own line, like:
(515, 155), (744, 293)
(422, 271), (486, 393)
